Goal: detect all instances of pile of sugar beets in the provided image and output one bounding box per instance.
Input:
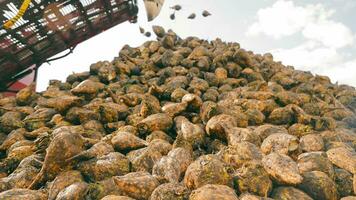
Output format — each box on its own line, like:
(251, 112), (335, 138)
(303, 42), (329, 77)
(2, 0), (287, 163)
(1, 25), (356, 200)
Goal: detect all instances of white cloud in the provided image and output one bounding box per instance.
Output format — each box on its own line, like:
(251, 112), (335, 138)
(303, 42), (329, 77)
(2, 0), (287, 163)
(303, 21), (354, 49)
(271, 41), (343, 72)
(247, 0), (354, 49)
(272, 42), (356, 86)
(326, 59), (356, 86)
(246, 0), (312, 38)
(247, 0), (356, 86)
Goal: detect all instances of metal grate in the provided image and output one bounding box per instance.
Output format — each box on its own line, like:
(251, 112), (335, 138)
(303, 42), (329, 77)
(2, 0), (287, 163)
(0, 0), (138, 90)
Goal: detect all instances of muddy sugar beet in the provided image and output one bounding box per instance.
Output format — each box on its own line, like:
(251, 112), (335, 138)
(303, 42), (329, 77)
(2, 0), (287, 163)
(1, 25), (356, 200)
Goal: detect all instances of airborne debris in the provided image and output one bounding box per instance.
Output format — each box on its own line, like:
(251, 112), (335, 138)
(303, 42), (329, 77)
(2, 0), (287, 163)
(144, 31), (151, 37)
(188, 13), (196, 19)
(170, 12), (175, 20)
(139, 26), (145, 34)
(202, 10), (211, 17)
(170, 5), (182, 11)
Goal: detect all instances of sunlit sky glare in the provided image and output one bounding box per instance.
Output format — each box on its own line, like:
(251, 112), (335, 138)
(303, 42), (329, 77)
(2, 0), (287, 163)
(37, 0), (356, 91)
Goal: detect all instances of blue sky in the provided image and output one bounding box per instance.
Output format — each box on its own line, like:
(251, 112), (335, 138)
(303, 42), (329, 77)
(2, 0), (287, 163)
(37, 0), (356, 91)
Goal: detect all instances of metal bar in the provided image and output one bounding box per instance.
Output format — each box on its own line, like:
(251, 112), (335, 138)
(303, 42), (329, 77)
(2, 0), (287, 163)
(0, 48), (22, 68)
(73, 0), (95, 33)
(0, 1), (59, 53)
(30, 1), (53, 37)
(41, 2), (73, 48)
(5, 29), (42, 63)
(100, 0), (113, 22)
(68, 6), (132, 46)
(28, 0), (66, 58)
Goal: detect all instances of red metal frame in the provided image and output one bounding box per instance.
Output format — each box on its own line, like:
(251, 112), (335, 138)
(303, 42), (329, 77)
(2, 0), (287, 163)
(0, 0), (138, 91)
